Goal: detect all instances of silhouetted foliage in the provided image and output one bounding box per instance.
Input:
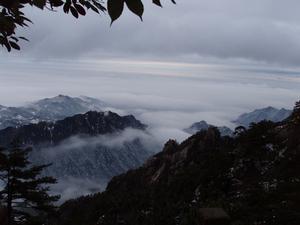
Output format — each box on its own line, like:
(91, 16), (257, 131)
(0, 0), (176, 51)
(0, 144), (59, 225)
(290, 100), (300, 126)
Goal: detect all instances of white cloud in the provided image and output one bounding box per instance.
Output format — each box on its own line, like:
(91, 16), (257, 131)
(40, 128), (160, 158)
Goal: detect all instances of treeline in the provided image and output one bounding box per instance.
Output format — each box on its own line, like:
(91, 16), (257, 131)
(0, 144), (59, 225)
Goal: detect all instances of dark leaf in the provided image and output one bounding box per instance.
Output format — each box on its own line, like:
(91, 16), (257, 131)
(51, 0), (64, 7)
(74, 3), (86, 15)
(10, 36), (18, 42)
(9, 42), (20, 50)
(63, 0), (71, 13)
(93, 0), (106, 12)
(32, 0), (47, 9)
(20, 16), (33, 24)
(125, 0), (144, 20)
(70, 6), (79, 18)
(90, 4), (99, 13)
(19, 36), (29, 42)
(107, 0), (124, 25)
(153, 0), (162, 7)
(4, 41), (11, 52)
(84, 1), (91, 9)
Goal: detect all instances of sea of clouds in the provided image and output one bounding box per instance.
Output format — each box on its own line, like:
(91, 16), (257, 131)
(1, 58), (299, 144)
(1, 59), (300, 202)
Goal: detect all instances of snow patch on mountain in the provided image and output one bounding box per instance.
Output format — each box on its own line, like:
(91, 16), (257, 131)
(0, 95), (106, 130)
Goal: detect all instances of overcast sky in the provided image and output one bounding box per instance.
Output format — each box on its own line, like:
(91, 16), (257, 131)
(1, 0), (300, 141)
(1, 0), (300, 64)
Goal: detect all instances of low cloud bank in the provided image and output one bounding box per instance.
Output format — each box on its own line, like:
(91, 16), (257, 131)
(30, 128), (161, 201)
(40, 128), (160, 159)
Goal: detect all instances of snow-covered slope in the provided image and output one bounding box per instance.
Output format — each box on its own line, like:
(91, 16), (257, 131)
(0, 95), (105, 130)
(233, 106), (292, 127)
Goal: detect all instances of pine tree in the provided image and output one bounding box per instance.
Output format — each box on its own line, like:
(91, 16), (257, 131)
(291, 100), (300, 125)
(0, 144), (59, 225)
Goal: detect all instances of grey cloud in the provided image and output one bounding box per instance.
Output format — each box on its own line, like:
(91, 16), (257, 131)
(4, 0), (300, 66)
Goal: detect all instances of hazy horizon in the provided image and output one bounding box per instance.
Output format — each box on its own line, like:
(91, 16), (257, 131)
(1, 57), (299, 144)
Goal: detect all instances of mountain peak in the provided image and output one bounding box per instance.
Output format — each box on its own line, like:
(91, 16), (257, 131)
(0, 95), (106, 130)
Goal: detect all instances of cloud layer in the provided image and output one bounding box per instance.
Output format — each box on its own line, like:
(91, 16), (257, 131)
(1, 58), (299, 144)
(2, 0), (300, 66)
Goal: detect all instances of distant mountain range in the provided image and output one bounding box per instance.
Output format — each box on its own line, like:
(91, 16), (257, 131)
(0, 95), (292, 133)
(0, 111), (156, 200)
(0, 96), (294, 200)
(0, 95), (105, 130)
(185, 106), (292, 135)
(233, 106), (292, 127)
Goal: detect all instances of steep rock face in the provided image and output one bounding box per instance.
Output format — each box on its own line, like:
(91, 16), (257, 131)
(185, 120), (233, 136)
(233, 106), (292, 127)
(57, 107), (300, 225)
(0, 95), (105, 130)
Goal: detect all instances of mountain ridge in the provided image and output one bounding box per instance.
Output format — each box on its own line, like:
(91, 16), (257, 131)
(0, 110), (146, 147)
